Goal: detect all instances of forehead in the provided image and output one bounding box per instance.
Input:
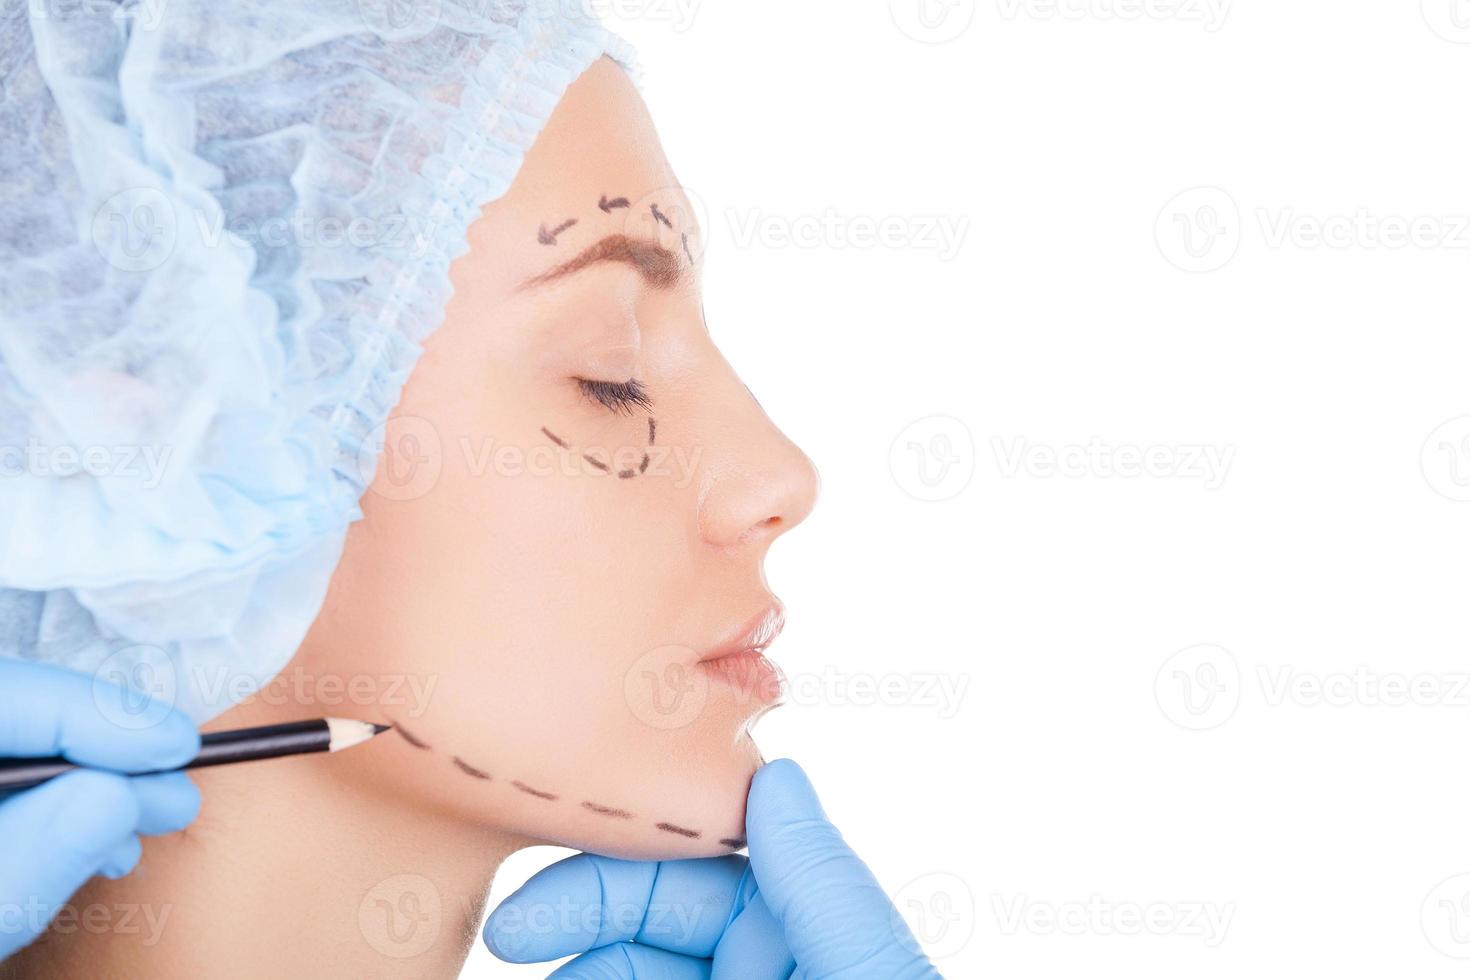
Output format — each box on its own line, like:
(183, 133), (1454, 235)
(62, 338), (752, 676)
(459, 58), (699, 301)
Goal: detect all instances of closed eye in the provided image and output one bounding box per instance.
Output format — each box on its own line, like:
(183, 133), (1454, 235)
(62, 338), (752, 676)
(577, 377), (652, 414)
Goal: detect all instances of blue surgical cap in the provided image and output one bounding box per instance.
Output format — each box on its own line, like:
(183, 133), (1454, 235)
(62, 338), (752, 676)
(0, 0), (635, 720)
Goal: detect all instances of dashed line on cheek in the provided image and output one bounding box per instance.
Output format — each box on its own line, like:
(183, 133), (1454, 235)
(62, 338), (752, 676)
(581, 801), (635, 819)
(511, 780), (560, 801)
(655, 822), (702, 839)
(395, 725), (431, 750)
(452, 757), (492, 780)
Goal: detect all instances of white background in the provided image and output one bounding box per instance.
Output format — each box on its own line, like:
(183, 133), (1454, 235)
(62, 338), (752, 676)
(467, 1), (1470, 976)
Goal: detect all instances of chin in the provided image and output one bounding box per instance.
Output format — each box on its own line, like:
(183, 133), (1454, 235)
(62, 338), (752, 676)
(522, 730), (763, 862)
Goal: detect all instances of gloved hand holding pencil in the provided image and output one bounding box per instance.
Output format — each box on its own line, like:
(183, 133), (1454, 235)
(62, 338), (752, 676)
(0, 661), (201, 961)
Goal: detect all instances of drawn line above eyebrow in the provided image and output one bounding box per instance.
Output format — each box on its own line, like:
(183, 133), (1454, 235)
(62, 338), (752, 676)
(538, 218), (577, 245)
(451, 757), (492, 780)
(582, 801), (635, 819)
(512, 780), (559, 801)
(655, 822), (701, 839)
(521, 234), (683, 291)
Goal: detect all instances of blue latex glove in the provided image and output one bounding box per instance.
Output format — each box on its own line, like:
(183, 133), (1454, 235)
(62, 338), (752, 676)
(0, 661), (202, 961)
(485, 759), (942, 979)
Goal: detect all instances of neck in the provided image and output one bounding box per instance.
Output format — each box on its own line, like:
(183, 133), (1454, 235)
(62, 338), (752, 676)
(5, 699), (529, 980)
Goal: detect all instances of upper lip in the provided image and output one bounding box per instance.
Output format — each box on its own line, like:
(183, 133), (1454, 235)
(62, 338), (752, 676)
(698, 603), (785, 664)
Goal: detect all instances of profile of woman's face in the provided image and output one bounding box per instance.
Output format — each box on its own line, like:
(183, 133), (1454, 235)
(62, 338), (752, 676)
(297, 57), (818, 860)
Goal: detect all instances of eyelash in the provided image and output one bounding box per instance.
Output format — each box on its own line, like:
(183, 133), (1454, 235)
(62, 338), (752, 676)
(576, 377), (652, 415)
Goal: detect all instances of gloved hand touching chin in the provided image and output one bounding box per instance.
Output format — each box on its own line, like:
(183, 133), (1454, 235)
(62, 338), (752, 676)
(485, 758), (943, 979)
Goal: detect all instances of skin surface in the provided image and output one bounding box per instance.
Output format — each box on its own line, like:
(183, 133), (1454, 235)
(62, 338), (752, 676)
(5, 56), (817, 979)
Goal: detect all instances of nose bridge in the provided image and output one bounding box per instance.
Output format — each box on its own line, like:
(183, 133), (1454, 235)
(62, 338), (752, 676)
(692, 353), (819, 550)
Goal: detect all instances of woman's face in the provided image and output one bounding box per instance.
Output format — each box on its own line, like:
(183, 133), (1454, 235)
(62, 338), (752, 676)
(300, 57), (818, 859)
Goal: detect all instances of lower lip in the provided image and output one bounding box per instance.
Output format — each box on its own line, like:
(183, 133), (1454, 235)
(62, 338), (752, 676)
(698, 649), (784, 704)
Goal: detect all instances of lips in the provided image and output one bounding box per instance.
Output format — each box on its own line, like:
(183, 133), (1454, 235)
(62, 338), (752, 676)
(697, 604), (786, 705)
(699, 605), (785, 664)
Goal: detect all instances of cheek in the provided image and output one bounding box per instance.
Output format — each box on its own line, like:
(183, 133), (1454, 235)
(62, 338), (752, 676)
(352, 411), (759, 858)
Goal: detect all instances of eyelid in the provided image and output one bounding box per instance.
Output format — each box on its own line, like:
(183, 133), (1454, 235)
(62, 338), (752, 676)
(576, 377), (652, 414)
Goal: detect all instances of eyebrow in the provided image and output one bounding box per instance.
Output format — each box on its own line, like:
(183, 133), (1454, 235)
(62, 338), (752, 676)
(520, 234), (685, 292)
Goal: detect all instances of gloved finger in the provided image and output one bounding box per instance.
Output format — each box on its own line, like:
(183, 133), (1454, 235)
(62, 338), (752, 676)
(710, 890), (794, 980)
(547, 942), (712, 980)
(486, 854), (752, 963)
(128, 772), (201, 836)
(98, 834), (143, 879)
(746, 759), (937, 978)
(0, 770), (141, 949)
(0, 661), (199, 772)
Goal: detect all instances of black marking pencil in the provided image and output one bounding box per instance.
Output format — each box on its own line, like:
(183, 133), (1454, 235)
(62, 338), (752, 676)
(0, 718), (391, 793)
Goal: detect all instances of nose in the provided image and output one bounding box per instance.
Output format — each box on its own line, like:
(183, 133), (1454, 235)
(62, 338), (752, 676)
(697, 380), (820, 552)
